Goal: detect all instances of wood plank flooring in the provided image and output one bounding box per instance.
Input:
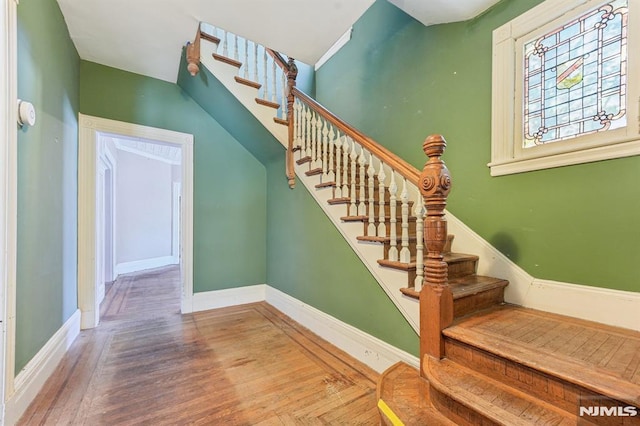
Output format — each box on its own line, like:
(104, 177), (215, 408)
(18, 266), (380, 425)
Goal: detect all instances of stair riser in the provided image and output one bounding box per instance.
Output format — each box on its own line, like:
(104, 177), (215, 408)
(444, 338), (632, 420)
(452, 287), (504, 318)
(404, 258), (477, 281)
(429, 388), (500, 426)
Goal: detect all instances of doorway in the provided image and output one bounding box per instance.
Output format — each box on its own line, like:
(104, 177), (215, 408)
(78, 114), (194, 329)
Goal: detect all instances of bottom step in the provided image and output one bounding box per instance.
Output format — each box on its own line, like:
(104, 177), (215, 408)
(377, 362), (456, 426)
(425, 357), (578, 426)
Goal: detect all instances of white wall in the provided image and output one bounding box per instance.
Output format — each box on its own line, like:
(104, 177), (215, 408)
(115, 150), (174, 274)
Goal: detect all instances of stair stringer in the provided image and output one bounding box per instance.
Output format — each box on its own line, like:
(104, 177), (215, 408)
(200, 40), (288, 147)
(296, 168), (421, 334)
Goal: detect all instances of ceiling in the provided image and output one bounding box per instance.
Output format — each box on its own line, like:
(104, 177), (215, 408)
(57, 0), (501, 83)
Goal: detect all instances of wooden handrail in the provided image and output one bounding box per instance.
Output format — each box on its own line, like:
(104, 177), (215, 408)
(266, 49), (290, 73)
(292, 87), (421, 186)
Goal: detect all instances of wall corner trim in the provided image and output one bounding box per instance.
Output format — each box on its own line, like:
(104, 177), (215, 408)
(191, 285), (267, 313)
(5, 309), (81, 425)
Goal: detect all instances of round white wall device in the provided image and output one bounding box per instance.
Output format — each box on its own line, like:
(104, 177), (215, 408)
(17, 99), (36, 127)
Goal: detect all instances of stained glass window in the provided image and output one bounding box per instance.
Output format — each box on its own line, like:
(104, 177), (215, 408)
(523, 0), (628, 148)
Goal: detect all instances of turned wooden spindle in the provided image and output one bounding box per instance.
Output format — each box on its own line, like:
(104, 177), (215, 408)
(286, 57), (298, 189)
(419, 134), (454, 367)
(186, 27), (201, 76)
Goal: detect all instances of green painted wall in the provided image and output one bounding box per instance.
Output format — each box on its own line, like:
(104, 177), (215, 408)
(16, 0), (80, 373)
(177, 55), (283, 165)
(80, 61), (267, 293)
(315, 0), (640, 293)
(265, 156), (418, 355)
(178, 53), (418, 354)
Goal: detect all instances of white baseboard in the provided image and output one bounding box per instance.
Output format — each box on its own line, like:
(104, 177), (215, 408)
(446, 212), (640, 331)
(265, 286), (419, 373)
(191, 284), (267, 312)
(115, 255), (177, 276)
(522, 279), (640, 331)
(191, 285), (419, 373)
(5, 309), (81, 426)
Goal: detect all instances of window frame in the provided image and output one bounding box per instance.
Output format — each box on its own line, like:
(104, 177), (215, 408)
(490, 0), (640, 176)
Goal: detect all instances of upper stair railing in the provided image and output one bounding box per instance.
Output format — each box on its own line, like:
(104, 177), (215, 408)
(189, 23), (454, 364)
(197, 24), (291, 123)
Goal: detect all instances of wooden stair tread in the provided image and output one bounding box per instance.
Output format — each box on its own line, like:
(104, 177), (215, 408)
(200, 32), (220, 44)
(377, 362), (457, 426)
(327, 197), (351, 205)
(340, 215), (417, 222)
(447, 274), (509, 299)
(212, 53), (242, 68)
(358, 235), (418, 244)
(234, 76), (261, 89)
(255, 97), (280, 109)
(444, 305), (640, 407)
(296, 156), (311, 165)
(305, 168), (322, 177)
(425, 357), (577, 425)
(397, 275), (508, 300)
(377, 252), (479, 271)
(315, 181), (336, 189)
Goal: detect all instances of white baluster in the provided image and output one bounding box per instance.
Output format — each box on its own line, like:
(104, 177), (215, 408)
(305, 107), (312, 166)
(414, 196), (425, 291)
(400, 178), (411, 263)
(349, 139), (357, 216)
(281, 71), (287, 120)
(327, 127), (335, 182)
(299, 102), (306, 158)
(321, 120), (329, 180)
(367, 153), (376, 236)
(234, 33), (239, 60)
(310, 112), (317, 170)
(263, 49), (268, 99)
(271, 60), (277, 103)
(341, 136), (350, 199)
(253, 42), (258, 82)
(294, 100), (300, 153)
(222, 30), (228, 57)
(377, 162), (387, 237)
(334, 132), (342, 198)
(315, 113), (323, 170)
(357, 147), (367, 216)
(388, 171), (399, 261)
(243, 38), (249, 79)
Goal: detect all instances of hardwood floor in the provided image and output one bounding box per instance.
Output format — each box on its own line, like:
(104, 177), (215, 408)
(18, 266), (380, 425)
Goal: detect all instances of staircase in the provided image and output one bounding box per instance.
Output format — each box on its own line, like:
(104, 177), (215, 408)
(186, 25), (640, 425)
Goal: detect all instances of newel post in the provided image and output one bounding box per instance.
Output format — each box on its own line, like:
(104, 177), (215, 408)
(419, 135), (454, 369)
(186, 27), (201, 76)
(286, 57), (298, 189)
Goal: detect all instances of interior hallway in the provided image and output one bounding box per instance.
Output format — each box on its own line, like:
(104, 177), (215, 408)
(18, 266), (380, 425)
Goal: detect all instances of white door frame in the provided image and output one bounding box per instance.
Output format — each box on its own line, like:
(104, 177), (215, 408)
(78, 114), (194, 329)
(2, 0), (19, 410)
(96, 152), (115, 304)
(99, 146), (117, 284)
(171, 182), (181, 263)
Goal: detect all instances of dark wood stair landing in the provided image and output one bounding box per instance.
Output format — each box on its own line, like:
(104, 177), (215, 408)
(444, 305), (640, 409)
(378, 305), (640, 425)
